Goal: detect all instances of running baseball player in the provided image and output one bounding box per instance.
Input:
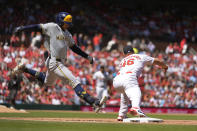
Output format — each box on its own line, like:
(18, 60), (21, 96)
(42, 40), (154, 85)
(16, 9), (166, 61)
(93, 65), (109, 112)
(12, 12), (107, 112)
(113, 46), (168, 121)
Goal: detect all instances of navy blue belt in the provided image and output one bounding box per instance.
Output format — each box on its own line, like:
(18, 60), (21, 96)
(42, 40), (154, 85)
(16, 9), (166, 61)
(49, 56), (61, 62)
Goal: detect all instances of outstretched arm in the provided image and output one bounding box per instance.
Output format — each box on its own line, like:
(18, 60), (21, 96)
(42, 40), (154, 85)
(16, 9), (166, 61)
(153, 58), (168, 72)
(70, 44), (94, 64)
(13, 24), (42, 34)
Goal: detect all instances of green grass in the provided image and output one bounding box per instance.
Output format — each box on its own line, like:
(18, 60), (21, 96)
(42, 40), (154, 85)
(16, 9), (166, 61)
(0, 110), (116, 118)
(0, 111), (197, 131)
(147, 113), (197, 120)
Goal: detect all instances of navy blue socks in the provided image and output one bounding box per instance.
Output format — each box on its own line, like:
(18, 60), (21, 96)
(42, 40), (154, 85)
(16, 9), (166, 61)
(74, 84), (96, 105)
(24, 68), (45, 83)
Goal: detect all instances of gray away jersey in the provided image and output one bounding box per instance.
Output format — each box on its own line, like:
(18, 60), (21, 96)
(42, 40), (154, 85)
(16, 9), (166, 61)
(40, 22), (75, 59)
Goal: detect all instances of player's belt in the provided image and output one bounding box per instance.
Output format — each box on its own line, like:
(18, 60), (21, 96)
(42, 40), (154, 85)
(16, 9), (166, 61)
(117, 71), (132, 75)
(49, 56), (61, 62)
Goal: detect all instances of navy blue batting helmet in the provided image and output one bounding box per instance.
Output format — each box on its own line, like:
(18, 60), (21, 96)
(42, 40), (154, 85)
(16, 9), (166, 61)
(56, 12), (73, 26)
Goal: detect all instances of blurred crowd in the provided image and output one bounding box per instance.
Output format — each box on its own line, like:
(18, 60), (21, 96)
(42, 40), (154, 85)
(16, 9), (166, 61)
(0, 32), (197, 108)
(0, 0), (197, 108)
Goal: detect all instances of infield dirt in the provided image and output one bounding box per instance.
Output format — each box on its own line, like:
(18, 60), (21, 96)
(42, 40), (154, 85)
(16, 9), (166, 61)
(0, 117), (197, 125)
(1, 106), (197, 125)
(0, 105), (27, 113)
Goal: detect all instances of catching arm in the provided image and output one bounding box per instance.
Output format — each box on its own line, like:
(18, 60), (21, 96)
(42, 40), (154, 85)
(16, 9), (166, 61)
(153, 58), (168, 72)
(70, 44), (94, 64)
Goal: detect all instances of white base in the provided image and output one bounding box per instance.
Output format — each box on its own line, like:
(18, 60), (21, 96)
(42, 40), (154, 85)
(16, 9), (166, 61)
(123, 117), (163, 123)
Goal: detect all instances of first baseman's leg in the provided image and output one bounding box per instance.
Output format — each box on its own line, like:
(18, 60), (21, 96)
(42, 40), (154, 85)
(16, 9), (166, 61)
(113, 75), (124, 93)
(113, 76), (129, 120)
(124, 85), (146, 117)
(125, 85), (141, 108)
(119, 92), (129, 117)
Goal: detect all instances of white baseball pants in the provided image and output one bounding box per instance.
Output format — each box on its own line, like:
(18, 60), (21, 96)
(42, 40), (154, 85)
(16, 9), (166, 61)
(96, 86), (108, 100)
(96, 86), (108, 108)
(113, 73), (141, 117)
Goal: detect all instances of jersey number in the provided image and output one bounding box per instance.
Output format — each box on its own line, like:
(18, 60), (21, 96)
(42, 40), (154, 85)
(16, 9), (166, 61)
(122, 58), (134, 67)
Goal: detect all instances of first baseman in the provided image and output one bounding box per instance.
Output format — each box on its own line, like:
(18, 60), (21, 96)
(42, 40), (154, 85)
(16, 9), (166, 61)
(12, 12), (107, 112)
(113, 46), (168, 121)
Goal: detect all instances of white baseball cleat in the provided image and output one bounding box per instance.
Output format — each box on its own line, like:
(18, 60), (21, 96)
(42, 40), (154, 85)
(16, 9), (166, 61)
(117, 115), (128, 121)
(129, 107), (147, 117)
(12, 58), (27, 75)
(94, 96), (108, 113)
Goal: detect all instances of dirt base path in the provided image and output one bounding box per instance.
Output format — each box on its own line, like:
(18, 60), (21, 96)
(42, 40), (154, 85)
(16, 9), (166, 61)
(0, 117), (197, 125)
(0, 106), (197, 125)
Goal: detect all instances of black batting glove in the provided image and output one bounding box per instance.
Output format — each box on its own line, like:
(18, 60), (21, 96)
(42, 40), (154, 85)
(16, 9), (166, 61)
(87, 56), (94, 64)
